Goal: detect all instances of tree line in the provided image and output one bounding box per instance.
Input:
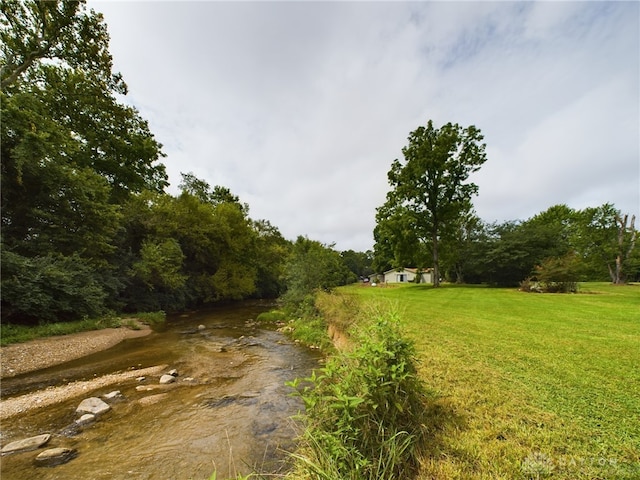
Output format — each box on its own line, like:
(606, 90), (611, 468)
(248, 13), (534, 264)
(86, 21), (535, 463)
(1, 1), (358, 324)
(373, 122), (639, 288)
(2, 2), (636, 325)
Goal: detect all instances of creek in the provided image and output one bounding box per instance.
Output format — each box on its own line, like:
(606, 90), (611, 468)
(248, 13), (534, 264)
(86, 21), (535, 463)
(0, 301), (322, 479)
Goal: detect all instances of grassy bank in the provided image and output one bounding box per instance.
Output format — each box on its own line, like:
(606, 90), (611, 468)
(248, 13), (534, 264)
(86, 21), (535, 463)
(0, 311), (166, 346)
(327, 283), (640, 479)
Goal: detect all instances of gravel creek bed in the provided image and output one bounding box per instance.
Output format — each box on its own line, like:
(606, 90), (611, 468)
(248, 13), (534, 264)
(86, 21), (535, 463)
(0, 326), (153, 418)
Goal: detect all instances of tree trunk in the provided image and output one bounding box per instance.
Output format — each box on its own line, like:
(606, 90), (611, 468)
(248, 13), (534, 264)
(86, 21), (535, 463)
(612, 214), (637, 285)
(432, 229), (440, 287)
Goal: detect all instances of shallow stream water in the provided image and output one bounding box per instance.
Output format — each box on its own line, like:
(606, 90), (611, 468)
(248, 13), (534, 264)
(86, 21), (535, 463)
(0, 302), (321, 479)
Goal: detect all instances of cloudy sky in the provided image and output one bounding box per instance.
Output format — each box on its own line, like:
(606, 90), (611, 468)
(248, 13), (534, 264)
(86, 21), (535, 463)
(90, 1), (639, 252)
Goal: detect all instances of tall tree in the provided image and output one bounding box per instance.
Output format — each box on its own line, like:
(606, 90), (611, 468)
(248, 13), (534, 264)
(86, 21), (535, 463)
(439, 211), (483, 283)
(377, 120), (487, 286)
(1, 0), (166, 321)
(573, 204), (638, 284)
(1, 1), (116, 89)
(251, 219), (291, 298)
(340, 250), (374, 279)
(611, 213), (637, 284)
(282, 237), (355, 305)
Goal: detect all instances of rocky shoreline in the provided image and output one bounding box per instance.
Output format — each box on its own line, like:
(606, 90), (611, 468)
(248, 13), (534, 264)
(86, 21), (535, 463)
(0, 364), (168, 419)
(0, 325), (153, 420)
(1, 366), (184, 468)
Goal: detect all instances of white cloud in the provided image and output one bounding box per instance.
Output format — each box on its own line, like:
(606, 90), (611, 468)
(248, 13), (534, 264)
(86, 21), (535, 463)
(91, 0), (639, 251)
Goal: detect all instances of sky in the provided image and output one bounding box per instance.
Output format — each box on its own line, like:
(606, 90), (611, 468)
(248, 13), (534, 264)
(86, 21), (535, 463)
(90, 0), (639, 252)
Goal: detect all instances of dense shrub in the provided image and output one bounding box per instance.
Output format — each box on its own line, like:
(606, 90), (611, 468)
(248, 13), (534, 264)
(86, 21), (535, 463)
(531, 253), (582, 293)
(1, 250), (107, 323)
(288, 309), (429, 479)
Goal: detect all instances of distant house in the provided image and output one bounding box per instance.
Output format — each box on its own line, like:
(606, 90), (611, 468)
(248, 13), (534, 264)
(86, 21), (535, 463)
(370, 268), (433, 284)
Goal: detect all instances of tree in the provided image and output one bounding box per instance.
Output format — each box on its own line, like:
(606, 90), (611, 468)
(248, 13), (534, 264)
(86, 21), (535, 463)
(611, 213), (636, 284)
(252, 219), (291, 298)
(478, 207), (579, 287)
(377, 120), (487, 286)
(1, 250), (107, 323)
(131, 238), (187, 291)
(439, 211), (484, 283)
(340, 250), (374, 279)
(573, 205), (638, 284)
(282, 237), (355, 306)
(1, 1), (117, 89)
(1, 0), (166, 321)
(178, 172), (248, 213)
(533, 253), (582, 293)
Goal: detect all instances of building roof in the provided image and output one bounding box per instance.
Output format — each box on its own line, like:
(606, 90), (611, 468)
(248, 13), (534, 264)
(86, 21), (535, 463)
(382, 267), (432, 275)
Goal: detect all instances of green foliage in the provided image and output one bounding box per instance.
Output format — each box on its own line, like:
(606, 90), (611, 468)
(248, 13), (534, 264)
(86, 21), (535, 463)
(179, 172), (249, 214)
(132, 238), (187, 290)
(1, 315), (121, 346)
(0, 0), (169, 321)
(1, 250), (107, 322)
(289, 309), (429, 479)
(118, 182), (262, 311)
(314, 289), (360, 333)
(0, 1), (400, 327)
(340, 250), (374, 279)
(532, 253), (583, 293)
(251, 219), (291, 298)
(1, 1), (117, 90)
(289, 315), (334, 352)
(255, 310), (287, 324)
(376, 120), (487, 286)
(462, 203), (639, 286)
(282, 237), (355, 308)
(134, 311), (166, 332)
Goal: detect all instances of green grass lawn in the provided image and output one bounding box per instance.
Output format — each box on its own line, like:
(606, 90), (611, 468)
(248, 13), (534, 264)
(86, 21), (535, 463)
(337, 283), (640, 479)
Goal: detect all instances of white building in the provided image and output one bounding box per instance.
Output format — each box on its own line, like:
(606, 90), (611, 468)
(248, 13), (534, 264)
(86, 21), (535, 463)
(371, 267), (433, 284)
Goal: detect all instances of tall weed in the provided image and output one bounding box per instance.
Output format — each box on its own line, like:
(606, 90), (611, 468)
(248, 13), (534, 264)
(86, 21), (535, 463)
(288, 308), (429, 479)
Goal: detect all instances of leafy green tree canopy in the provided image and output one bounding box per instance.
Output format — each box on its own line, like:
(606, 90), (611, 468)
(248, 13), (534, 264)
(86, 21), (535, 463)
(376, 120), (487, 286)
(1, 0), (167, 321)
(283, 237), (355, 306)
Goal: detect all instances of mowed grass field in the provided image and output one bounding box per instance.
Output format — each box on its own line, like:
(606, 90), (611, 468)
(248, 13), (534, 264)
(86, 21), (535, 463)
(337, 283), (640, 479)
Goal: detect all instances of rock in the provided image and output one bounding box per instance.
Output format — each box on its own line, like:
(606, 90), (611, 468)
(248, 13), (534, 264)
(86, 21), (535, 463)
(58, 423), (81, 438)
(138, 393), (168, 406)
(197, 324), (206, 330)
(136, 376), (146, 382)
(1, 433), (51, 454)
(75, 413), (96, 426)
(136, 383), (173, 392)
(159, 374), (176, 384)
(34, 447), (77, 467)
(168, 369), (178, 377)
(76, 397), (111, 416)
(136, 385), (157, 392)
(102, 390), (123, 401)
(205, 342), (227, 352)
(239, 392), (260, 399)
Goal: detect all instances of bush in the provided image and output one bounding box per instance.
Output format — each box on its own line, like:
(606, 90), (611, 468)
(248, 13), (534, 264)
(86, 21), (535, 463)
(256, 310), (287, 324)
(532, 253), (582, 293)
(135, 311), (167, 331)
(1, 250), (107, 322)
(288, 309), (429, 479)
